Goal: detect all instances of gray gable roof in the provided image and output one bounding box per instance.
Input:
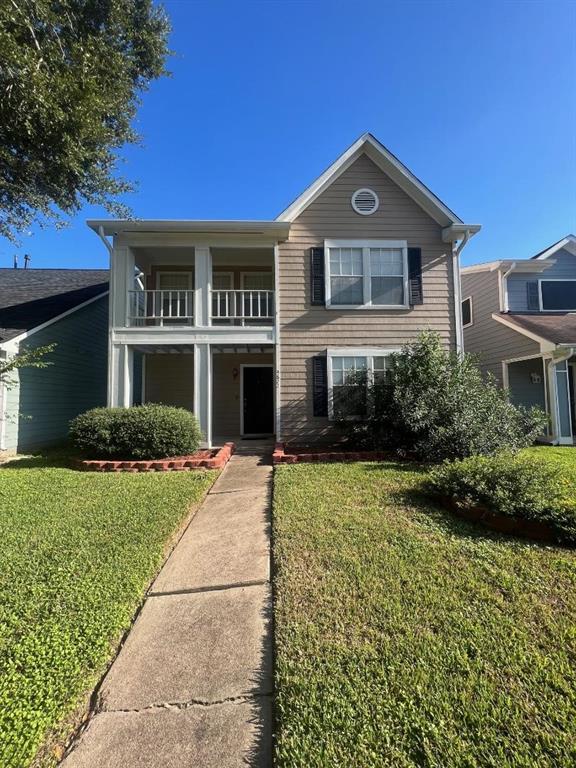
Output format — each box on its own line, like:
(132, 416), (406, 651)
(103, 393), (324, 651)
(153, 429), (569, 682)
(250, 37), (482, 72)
(0, 269), (109, 343)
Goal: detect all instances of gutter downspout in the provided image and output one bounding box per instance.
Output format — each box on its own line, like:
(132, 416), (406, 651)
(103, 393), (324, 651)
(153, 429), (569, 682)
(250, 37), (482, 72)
(452, 230), (471, 354)
(94, 226), (115, 409)
(500, 261), (516, 312)
(96, 225), (113, 256)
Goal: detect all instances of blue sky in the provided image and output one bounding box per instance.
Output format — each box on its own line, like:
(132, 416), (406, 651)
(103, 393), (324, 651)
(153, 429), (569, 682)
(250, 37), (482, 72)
(4, 0), (575, 270)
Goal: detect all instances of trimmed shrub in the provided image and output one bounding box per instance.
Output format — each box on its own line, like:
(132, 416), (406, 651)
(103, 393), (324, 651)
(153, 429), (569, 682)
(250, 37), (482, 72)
(428, 453), (576, 544)
(336, 331), (548, 461)
(69, 404), (203, 459)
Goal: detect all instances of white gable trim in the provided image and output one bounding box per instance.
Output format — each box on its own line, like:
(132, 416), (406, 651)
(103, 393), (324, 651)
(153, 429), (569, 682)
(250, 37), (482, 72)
(491, 313), (556, 352)
(532, 234), (576, 260)
(0, 291), (109, 350)
(276, 132), (471, 228)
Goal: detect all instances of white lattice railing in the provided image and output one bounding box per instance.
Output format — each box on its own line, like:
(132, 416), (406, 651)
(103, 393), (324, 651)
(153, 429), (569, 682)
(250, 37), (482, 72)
(128, 290), (194, 326)
(211, 290), (274, 321)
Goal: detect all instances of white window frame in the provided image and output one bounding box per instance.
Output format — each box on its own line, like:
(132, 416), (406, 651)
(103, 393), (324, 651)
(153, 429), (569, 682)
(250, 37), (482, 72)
(212, 271), (234, 290)
(240, 271), (274, 290)
(461, 295), (473, 328)
(155, 270), (193, 290)
(327, 347), (399, 419)
(324, 239), (409, 310)
(538, 279), (576, 312)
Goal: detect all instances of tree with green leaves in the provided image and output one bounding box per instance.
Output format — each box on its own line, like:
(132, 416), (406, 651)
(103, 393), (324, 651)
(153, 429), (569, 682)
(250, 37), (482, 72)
(0, 0), (170, 242)
(0, 345), (56, 390)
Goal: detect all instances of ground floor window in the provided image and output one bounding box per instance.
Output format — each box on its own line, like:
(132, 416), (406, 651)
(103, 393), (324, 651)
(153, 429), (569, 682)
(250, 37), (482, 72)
(328, 349), (394, 419)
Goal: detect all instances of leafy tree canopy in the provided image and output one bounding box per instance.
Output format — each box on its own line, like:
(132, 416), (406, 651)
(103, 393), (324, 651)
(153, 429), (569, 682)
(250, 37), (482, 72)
(0, 0), (170, 242)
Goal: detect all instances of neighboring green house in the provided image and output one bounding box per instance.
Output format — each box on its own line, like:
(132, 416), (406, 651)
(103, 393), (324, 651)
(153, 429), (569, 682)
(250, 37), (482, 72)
(0, 269), (109, 454)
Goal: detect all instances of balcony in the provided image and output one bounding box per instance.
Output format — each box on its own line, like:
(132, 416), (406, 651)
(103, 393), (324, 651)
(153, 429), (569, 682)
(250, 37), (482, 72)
(127, 289), (274, 327)
(211, 290), (274, 324)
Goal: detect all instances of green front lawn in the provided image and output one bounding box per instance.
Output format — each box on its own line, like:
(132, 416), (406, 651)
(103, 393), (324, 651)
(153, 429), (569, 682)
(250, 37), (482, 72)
(0, 456), (216, 768)
(273, 453), (576, 767)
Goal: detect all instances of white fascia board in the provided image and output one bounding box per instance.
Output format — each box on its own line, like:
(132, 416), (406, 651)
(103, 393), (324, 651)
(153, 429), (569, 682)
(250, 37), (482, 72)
(461, 261), (505, 274)
(0, 291), (109, 350)
(88, 220), (291, 239)
(491, 313), (556, 351)
(441, 224), (481, 243)
(462, 259), (555, 275)
(276, 132), (469, 228)
(532, 234), (576, 260)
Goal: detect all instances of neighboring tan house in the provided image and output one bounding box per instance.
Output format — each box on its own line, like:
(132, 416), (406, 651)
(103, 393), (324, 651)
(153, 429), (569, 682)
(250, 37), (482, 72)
(462, 234), (576, 444)
(88, 133), (480, 446)
(0, 269), (109, 453)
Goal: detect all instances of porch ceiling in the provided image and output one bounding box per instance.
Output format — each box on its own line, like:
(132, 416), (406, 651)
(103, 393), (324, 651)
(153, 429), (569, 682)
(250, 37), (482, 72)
(133, 344), (273, 354)
(133, 345), (196, 354)
(212, 345), (274, 354)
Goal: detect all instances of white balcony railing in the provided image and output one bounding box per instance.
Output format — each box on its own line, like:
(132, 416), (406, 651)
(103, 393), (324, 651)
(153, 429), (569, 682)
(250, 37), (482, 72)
(211, 290), (274, 322)
(128, 290), (194, 326)
(126, 289), (274, 326)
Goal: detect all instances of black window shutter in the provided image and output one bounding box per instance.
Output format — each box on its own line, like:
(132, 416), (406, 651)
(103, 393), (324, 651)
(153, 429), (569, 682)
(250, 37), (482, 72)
(527, 281), (539, 311)
(310, 247), (325, 306)
(407, 247), (423, 305)
(312, 355), (328, 417)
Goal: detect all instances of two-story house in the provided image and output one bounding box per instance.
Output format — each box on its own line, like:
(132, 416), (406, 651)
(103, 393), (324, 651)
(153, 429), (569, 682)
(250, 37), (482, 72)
(89, 133), (480, 447)
(462, 234), (576, 444)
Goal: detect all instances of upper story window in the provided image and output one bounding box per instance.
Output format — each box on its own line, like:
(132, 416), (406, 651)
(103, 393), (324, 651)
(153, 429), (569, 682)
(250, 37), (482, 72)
(540, 280), (576, 311)
(325, 240), (408, 309)
(461, 296), (473, 327)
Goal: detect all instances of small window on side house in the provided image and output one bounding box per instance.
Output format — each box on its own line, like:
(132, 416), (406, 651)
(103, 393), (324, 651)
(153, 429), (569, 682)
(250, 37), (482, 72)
(462, 296), (473, 328)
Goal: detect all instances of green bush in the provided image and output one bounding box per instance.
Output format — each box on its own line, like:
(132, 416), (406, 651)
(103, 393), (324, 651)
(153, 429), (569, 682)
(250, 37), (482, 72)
(69, 404), (203, 459)
(337, 331), (548, 461)
(428, 453), (576, 544)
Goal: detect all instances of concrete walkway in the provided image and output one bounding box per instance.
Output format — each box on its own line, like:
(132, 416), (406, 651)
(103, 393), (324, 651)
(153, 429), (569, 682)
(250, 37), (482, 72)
(63, 445), (273, 768)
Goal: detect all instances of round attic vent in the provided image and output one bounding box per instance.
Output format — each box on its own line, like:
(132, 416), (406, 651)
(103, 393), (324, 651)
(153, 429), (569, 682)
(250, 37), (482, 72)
(351, 188), (379, 215)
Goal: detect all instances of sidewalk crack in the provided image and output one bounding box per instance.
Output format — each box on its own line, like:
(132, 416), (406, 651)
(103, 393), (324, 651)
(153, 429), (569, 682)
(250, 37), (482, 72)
(103, 692), (272, 714)
(148, 578), (269, 598)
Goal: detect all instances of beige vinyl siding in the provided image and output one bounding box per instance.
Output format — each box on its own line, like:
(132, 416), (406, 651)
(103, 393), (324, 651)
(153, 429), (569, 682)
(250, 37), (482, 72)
(212, 352), (273, 437)
(277, 153), (456, 442)
(462, 270), (541, 384)
(144, 354), (194, 410)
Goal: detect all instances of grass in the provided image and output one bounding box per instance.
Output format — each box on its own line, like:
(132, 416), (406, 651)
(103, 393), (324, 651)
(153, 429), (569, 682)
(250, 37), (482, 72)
(0, 454), (216, 768)
(273, 453), (576, 767)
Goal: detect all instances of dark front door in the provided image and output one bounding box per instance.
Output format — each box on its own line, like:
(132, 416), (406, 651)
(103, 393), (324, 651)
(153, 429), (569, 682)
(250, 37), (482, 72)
(242, 366), (274, 435)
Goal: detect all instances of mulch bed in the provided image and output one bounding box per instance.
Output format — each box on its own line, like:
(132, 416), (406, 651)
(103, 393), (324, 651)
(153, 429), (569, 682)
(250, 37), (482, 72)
(438, 495), (560, 545)
(273, 443), (395, 465)
(78, 442), (235, 472)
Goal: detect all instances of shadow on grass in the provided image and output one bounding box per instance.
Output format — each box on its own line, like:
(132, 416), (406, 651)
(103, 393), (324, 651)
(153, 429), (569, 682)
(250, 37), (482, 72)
(361, 460), (553, 551)
(0, 450), (79, 470)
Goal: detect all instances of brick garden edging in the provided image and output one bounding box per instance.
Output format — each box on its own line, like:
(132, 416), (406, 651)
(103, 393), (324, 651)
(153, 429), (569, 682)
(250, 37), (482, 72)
(438, 495), (561, 545)
(272, 443), (392, 465)
(79, 442), (235, 472)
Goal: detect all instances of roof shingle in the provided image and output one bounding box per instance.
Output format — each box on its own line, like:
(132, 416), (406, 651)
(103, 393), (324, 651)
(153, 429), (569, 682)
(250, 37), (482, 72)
(503, 313), (576, 345)
(0, 269), (109, 343)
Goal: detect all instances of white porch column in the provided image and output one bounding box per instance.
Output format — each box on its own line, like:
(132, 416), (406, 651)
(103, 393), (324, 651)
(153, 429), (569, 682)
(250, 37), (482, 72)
(194, 246), (212, 327)
(108, 344), (133, 407)
(194, 343), (212, 447)
(550, 359), (573, 444)
(110, 246), (136, 329)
